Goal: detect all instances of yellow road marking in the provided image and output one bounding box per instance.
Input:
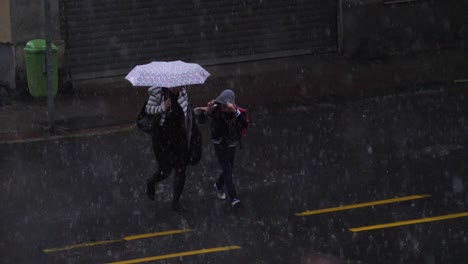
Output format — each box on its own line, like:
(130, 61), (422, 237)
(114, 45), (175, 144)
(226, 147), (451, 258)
(124, 229), (192, 241)
(42, 239), (121, 253)
(295, 194), (431, 217)
(454, 79), (468, 83)
(350, 212), (468, 232)
(107, 245), (242, 264)
(42, 229), (192, 253)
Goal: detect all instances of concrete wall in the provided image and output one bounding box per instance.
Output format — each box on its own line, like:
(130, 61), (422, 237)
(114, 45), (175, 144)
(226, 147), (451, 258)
(0, 0), (14, 96)
(342, 0), (466, 58)
(0, 44), (15, 96)
(70, 0), (466, 101)
(5, 0), (466, 102)
(0, 0), (12, 42)
(70, 47), (466, 112)
(9, 0), (62, 95)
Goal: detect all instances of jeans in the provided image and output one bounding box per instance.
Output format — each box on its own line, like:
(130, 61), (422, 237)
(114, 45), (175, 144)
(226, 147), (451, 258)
(214, 143), (238, 201)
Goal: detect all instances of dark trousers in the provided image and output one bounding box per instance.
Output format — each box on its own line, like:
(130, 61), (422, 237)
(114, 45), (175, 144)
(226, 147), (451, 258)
(150, 128), (187, 203)
(150, 163), (186, 203)
(214, 143), (238, 201)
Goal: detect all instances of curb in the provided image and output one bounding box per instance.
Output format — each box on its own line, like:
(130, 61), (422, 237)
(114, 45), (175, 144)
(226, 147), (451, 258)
(0, 123), (136, 144)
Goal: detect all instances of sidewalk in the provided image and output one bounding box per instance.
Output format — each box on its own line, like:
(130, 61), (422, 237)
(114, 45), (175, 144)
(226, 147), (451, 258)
(0, 48), (466, 144)
(0, 89), (144, 143)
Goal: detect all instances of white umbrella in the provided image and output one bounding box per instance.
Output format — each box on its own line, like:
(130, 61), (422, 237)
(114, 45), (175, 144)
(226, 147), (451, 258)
(125, 60), (210, 87)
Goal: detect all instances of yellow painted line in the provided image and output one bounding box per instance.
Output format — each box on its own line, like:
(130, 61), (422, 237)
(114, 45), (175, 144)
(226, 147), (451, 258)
(107, 245), (242, 264)
(350, 212), (468, 232)
(295, 194), (431, 217)
(124, 229), (192, 241)
(42, 229), (191, 253)
(454, 79), (468, 83)
(42, 239), (121, 253)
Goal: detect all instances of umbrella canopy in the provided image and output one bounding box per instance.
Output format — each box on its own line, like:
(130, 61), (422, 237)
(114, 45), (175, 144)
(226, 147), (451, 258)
(125, 60), (210, 88)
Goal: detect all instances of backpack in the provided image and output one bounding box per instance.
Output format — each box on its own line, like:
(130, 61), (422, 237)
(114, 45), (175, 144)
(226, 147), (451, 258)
(136, 102), (160, 134)
(234, 104), (250, 136)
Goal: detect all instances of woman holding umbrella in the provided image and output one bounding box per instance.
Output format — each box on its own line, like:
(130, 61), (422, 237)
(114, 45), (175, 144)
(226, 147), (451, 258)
(145, 85), (189, 211)
(125, 60), (210, 211)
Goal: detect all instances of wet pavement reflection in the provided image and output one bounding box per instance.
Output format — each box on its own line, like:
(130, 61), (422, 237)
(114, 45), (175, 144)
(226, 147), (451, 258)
(0, 88), (466, 263)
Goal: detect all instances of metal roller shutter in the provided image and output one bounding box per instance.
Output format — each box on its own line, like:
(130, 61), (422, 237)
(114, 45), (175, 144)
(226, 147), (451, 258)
(60, 0), (337, 80)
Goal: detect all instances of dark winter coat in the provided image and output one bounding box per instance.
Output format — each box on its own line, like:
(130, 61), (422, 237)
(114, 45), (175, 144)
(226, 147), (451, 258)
(207, 107), (248, 147)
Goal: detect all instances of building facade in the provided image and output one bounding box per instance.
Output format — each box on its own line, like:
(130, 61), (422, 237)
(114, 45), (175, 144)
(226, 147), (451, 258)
(0, 0), (466, 98)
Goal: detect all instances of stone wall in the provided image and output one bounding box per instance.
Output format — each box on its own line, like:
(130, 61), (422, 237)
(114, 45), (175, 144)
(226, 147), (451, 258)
(341, 0), (466, 58)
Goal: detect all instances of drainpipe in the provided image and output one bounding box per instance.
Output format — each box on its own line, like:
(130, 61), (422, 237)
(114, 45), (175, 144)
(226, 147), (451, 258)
(337, 0), (344, 55)
(43, 0), (55, 133)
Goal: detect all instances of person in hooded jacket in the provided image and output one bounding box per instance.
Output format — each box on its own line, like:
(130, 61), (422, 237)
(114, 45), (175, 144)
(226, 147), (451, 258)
(195, 89), (248, 209)
(145, 85), (190, 211)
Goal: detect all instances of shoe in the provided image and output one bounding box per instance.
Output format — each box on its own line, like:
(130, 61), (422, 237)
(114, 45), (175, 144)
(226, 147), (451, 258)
(231, 199), (241, 208)
(146, 179), (155, 201)
(213, 183), (226, 200)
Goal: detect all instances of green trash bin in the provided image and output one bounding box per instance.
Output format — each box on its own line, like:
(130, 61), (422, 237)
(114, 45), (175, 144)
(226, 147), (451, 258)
(24, 39), (58, 97)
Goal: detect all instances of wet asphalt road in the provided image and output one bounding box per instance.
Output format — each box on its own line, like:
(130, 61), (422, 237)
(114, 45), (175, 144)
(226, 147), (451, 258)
(0, 88), (466, 264)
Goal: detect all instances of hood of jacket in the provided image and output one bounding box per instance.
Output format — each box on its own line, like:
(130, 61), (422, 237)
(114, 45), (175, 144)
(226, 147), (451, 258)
(215, 89), (235, 105)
